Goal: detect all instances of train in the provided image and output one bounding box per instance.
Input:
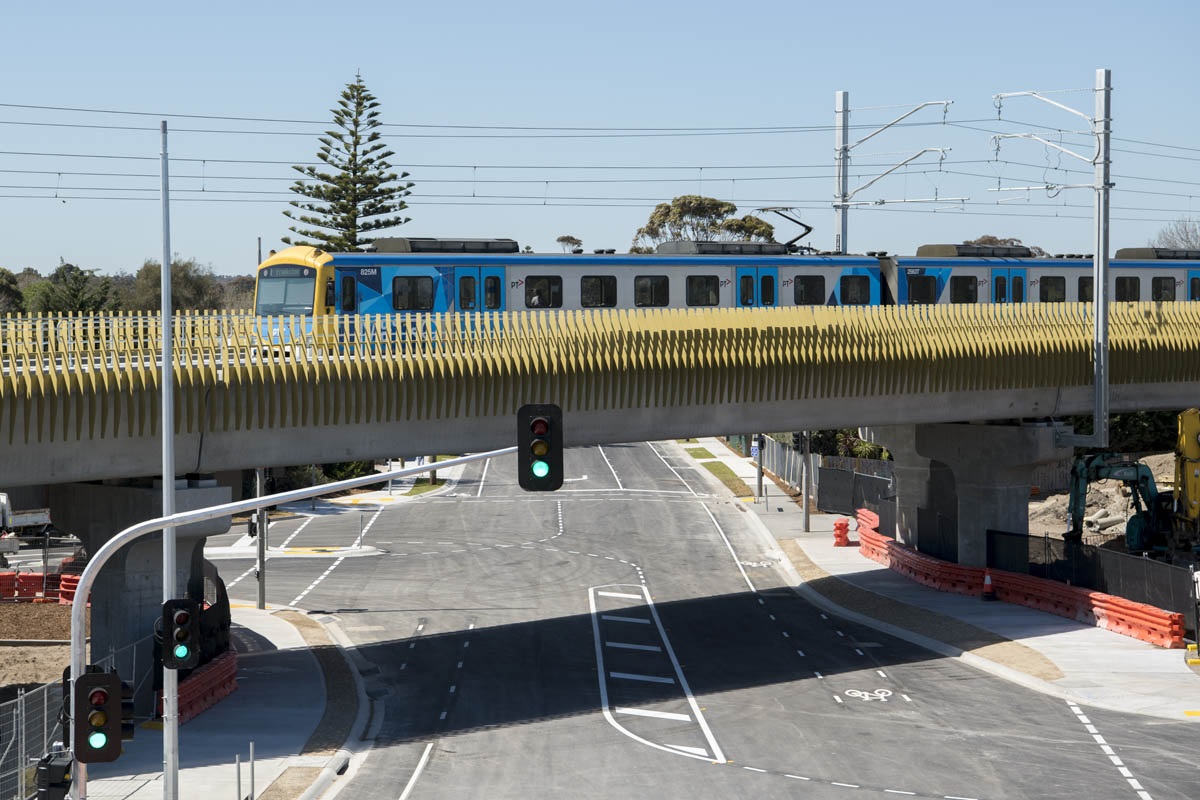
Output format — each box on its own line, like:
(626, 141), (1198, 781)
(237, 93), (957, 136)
(253, 237), (1200, 319)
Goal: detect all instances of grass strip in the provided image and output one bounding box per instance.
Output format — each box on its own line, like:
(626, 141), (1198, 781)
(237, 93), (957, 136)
(701, 461), (752, 498)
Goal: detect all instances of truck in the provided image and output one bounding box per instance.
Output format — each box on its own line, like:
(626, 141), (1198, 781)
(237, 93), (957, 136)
(1066, 408), (1200, 557)
(0, 492), (52, 566)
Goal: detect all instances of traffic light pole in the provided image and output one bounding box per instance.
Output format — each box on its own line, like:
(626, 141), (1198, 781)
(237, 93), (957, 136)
(67, 448), (514, 799)
(160, 119), (181, 800)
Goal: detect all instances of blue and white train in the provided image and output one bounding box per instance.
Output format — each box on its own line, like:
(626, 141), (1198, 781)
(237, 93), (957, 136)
(253, 237), (1200, 319)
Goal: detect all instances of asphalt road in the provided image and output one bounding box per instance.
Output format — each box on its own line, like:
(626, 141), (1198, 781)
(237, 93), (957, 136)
(210, 442), (1199, 800)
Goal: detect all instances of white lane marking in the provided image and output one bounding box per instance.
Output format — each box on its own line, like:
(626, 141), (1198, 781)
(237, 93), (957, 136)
(832, 782), (860, 788)
(611, 671), (675, 685)
(743, 767), (767, 773)
(597, 590), (643, 600)
(396, 742), (434, 800)
(884, 791), (916, 796)
(602, 614), (651, 624)
(606, 641), (663, 652)
(700, 503), (755, 594)
(877, 670), (888, 678)
(796, 649), (806, 657)
(647, 442), (700, 496)
(615, 707), (691, 722)
(278, 514), (316, 549)
(224, 564), (258, 589)
(598, 446), (624, 490)
(288, 555), (347, 607)
(590, 585), (725, 764)
(670, 745), (710, 756)
(476, 457), (490, 497)
(785, 774), (811, 780)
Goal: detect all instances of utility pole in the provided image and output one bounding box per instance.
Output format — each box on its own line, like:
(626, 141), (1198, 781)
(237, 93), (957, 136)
(831, 93), (956, 254)
(992, 68), (1112, 448)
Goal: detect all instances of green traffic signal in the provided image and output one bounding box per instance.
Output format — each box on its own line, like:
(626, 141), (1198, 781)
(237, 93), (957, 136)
(87, 730), (108, 749)
(173, 643), (190, 660)
(531, 460), (550, 479)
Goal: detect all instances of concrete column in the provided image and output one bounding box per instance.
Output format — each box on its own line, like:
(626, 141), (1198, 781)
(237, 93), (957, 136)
(49, 481), (231, 712)
(862, 425), (957, 548)
(914, 422), (1073, 567)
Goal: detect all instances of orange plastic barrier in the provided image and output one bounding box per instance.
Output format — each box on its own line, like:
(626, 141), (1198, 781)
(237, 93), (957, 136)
(169, 648), (239, 724)
(57, 574), (80, 605)
(0, 571), (16, 600)
(833, 518), (851, 547)
(15, 572), (46, 602)
(853, 508), (1186, 648)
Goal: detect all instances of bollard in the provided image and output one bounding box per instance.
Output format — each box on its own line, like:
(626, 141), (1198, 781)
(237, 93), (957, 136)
(833, 517), (850, 547)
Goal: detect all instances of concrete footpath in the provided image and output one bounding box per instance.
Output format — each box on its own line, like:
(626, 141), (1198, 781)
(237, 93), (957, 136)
(86, 441), (1198, 799)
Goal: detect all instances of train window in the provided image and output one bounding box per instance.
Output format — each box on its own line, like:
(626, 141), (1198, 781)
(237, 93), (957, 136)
(1191, 276), (1200, 301)
(739, 275), (754, 306)
(340, 276), (357, 313)
(458, 276), (477, 310)
(761, 276), (776, 306)
(949, 276), (977, 304)
(581, 275), (618, 308)
(525, 276), (562, 308)
(393, 276), (435, 310)
(686, 275), (720, 307)
(994, 276), (1007, 303)
(324, 279), (335, 310)
(1116, 276), (1140, 301)
(484, 276), (501, 309)
(794, 276), (825, 305)
(1012, 276), (1025, 303)
(1040, 276), (1066, 303)
(840, 275), (871, 306)
(634, 275), (669, 307)
(907, 275), (938, 305)
(1078, 276), (1093, 302)
(1152, 277), (1176, 301)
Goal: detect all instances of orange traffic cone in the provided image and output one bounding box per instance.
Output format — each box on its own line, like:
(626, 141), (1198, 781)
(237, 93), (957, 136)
(981, 569), (997, 602)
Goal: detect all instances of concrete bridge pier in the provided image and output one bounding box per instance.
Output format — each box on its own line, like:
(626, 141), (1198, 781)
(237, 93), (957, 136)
(861, 425), (955, 548)
(913, 422), (1073, 567)
(49, 481), (231, 713)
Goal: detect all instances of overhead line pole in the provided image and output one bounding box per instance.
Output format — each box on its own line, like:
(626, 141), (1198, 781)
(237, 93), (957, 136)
(993, 68), (1112, 448)
(832, 94), (954, 253)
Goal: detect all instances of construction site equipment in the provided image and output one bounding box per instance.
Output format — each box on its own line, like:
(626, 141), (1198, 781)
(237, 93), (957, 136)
(1066, 408), (1200, 557)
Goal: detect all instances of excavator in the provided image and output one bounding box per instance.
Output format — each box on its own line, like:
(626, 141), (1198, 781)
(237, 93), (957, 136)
(1066, 408), (1200, 557)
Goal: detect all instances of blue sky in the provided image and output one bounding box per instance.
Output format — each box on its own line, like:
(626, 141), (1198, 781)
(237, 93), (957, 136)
(3, 1), (1198, 275)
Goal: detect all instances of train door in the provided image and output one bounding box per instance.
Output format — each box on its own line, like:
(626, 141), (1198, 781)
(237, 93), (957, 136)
(991, 267), (1027, 303)
(454, 266), (506, 311)
(1189, 269), (1200, 301)
(735, 266), (779, 307)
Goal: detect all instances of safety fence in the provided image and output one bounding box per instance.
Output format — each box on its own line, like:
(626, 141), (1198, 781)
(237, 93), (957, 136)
(0, 633), (151, 800)
(856, 510), (1188, 648)
(986, 529), (1196, 639)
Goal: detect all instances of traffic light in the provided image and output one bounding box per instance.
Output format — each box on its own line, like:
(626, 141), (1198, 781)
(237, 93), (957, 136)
(162, 598), (200, 670)
(517, 404), (563, 491)
(792, 432), (802, 451)
(120, 679), (135, 741)
(36, 752), (72, 800)
(72, 671), (122, 763)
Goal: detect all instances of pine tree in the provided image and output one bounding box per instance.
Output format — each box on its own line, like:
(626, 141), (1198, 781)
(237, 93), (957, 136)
(282, 74), (413, 251)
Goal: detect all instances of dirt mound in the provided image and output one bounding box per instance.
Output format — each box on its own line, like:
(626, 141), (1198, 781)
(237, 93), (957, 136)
(0, 603), (82, 701)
